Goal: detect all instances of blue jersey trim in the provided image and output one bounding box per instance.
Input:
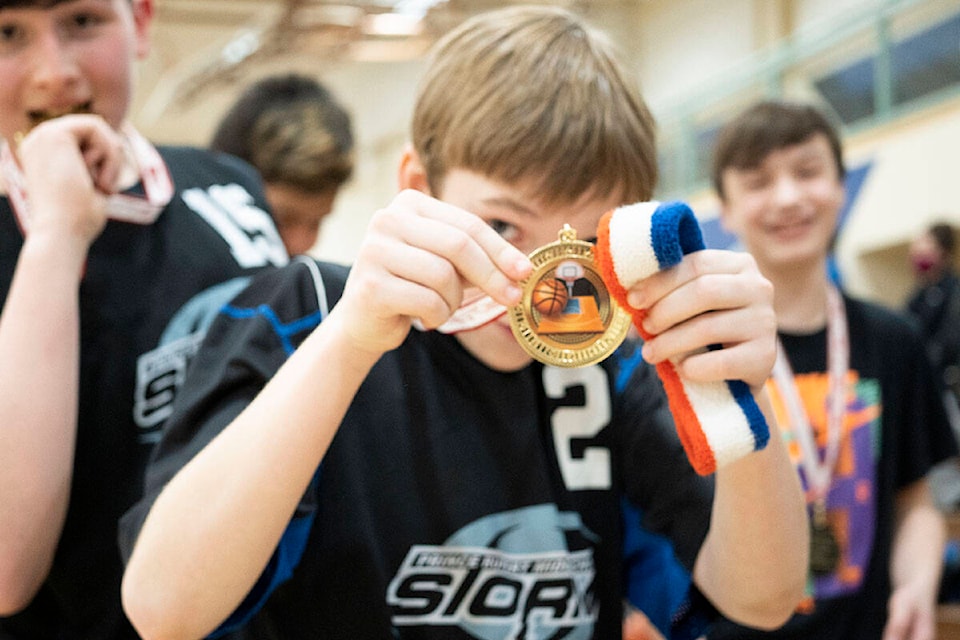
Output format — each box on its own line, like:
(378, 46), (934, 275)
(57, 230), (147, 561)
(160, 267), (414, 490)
(209, 471), (322, 637)
(613, 344), (644, 395)
(220, 304), (323, 356)
(621, 499), (691, 636)
(210, 281), (330, 635)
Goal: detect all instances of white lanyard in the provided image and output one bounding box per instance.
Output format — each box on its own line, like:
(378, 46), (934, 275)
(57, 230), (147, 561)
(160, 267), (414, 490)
(771, 284), (849, 502)
(0, 123), (173, 233)
(413, 288), (506, 334)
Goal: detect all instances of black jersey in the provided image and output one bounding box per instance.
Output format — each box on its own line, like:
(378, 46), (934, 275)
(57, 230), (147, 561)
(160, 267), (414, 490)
(0, 146), (288, 639)
(708, 295), (958, 640)
(120, 258), (714, 640)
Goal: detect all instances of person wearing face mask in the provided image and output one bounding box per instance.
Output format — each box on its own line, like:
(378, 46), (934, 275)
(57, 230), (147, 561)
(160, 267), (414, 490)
(907, 222), (960, 409)
(905, 222), (960, 513)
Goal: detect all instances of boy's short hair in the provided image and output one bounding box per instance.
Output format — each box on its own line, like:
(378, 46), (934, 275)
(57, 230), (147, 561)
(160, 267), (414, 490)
(929, 222), (956, 257)
(210, 74), (354, 194)
(711, 100), (846, 199)
(1, 1), (77, 6)
(412, 5), (658, 207)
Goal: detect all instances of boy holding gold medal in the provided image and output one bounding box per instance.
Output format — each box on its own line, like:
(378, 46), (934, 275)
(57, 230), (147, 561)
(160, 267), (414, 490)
(120, 7), (809, 639)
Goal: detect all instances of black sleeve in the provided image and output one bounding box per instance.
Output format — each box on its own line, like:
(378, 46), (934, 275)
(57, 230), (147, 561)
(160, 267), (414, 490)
(118, 259), (349, 560)
(888, 309), (960, 487)
(616, 360), (715, 571)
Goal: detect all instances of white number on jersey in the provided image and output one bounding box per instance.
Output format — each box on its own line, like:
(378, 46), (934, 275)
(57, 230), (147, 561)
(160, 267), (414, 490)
(543, 366), (612, 490)
(182, 184), (288, 268)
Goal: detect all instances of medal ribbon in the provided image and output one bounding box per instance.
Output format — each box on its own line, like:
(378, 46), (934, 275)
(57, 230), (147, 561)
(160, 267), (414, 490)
(771, 283), (848, 504)
(594, 200), (770, 475)
(0, 123), (173, 234)
(412, 287), (506, 334)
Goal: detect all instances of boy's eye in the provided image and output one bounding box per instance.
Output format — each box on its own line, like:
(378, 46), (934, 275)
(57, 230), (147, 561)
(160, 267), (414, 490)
(0, 23), (23, 45)
(739, 174), (767, 191)
(488, 219), (519, 242)
(795, 162), (825, 180)
(70, 12), (100, 29)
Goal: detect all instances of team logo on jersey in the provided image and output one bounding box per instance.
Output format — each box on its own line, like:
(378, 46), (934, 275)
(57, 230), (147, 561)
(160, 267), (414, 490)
(387, 504), (599, 639)
(133, 278), (253, 444)
(133, 331), (205, 443)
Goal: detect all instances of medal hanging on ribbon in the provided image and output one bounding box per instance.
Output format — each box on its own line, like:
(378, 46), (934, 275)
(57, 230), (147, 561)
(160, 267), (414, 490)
(772, 284), (849, 577)
(809, 497), (841, 576)
(0, 123), (173, 234)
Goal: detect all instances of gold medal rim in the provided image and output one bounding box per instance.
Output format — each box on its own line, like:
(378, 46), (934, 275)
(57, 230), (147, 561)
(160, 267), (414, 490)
(508, 227), (631, 368)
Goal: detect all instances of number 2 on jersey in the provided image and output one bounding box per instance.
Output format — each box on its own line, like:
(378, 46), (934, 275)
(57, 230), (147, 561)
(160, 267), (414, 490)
(543, 366), (612, 490)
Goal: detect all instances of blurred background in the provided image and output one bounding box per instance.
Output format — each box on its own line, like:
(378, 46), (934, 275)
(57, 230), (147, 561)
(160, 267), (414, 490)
(132, 0), (960, 308)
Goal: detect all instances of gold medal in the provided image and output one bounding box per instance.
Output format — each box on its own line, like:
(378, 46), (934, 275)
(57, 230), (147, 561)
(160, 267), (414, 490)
(508, 225), (631, 367)
(809, 500), (840, 576)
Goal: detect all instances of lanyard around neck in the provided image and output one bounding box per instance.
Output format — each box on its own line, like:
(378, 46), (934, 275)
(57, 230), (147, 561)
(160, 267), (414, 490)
(0, 123), (173, 234)
(771, 283), (849, 502)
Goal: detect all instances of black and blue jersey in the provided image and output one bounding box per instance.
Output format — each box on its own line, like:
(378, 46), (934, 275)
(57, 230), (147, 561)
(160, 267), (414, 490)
(120, 258), (714, 639)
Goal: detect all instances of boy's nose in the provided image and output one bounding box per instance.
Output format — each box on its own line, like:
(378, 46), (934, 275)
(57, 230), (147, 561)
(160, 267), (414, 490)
(281, 225), (320, 257)
(30, 31), (81, 90)
(771, 175), (802, 207)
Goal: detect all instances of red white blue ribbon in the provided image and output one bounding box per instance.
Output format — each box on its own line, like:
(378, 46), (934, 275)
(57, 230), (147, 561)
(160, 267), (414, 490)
(595, 200), (769, 475)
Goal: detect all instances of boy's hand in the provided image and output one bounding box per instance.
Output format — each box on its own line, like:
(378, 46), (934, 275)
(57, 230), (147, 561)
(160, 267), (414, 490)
(16, 114), (125, 247)
(883, 582), (936, 640)
(627, 249), (777, 389)
(335, 189), (532, 357)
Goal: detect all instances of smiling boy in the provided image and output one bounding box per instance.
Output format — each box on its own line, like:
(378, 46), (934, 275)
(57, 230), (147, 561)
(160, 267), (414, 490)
(709, 100), (956, 640)
(0, 1), (287, 637)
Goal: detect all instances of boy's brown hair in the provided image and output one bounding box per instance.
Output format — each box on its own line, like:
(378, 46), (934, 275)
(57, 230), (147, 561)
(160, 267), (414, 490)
(711, 100), (846, 199)
(412, 5), (657, 207)
(211, 74), (354, 194)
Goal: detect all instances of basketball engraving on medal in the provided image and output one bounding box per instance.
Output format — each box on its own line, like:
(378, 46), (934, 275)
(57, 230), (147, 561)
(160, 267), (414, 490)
(809, 501), (840, 576)
(509, 225), (631, 367)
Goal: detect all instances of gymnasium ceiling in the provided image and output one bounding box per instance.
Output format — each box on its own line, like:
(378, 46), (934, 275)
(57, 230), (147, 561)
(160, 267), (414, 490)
(138, 0), (641, 142)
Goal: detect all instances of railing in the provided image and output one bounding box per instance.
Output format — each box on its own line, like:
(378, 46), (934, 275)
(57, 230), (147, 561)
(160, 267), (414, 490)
(652, 0), (960, 200)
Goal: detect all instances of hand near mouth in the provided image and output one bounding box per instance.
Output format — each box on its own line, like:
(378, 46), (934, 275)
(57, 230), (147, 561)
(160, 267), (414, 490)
(14, 114), (126, 245)
(26, 102), (95, 131)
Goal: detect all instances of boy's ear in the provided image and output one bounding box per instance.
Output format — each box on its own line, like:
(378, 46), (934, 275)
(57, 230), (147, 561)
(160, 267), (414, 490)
(717, 200), (732, 231)
(714, 177), (734, 232)
(397, 144), (431, 195)
(131, 0), (154, 59)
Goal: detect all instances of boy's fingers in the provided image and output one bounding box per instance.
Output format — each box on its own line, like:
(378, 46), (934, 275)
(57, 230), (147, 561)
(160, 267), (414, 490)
(389, 190), (533, 305)
(82, 129), (125, 193)
(639, 272), (773, 337)
(398, 189), (532, 277)
(629, 249), (776, 388)
(627, 250), (759, 310)
(360, 236), (463, 320)
(627, 250), (772, 335)
(654, 332), (776, 389)
(20, 114), (125, 192)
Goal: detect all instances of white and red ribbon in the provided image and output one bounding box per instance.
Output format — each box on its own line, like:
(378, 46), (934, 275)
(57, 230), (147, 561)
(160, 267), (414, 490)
(0, 123), (173, 234)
